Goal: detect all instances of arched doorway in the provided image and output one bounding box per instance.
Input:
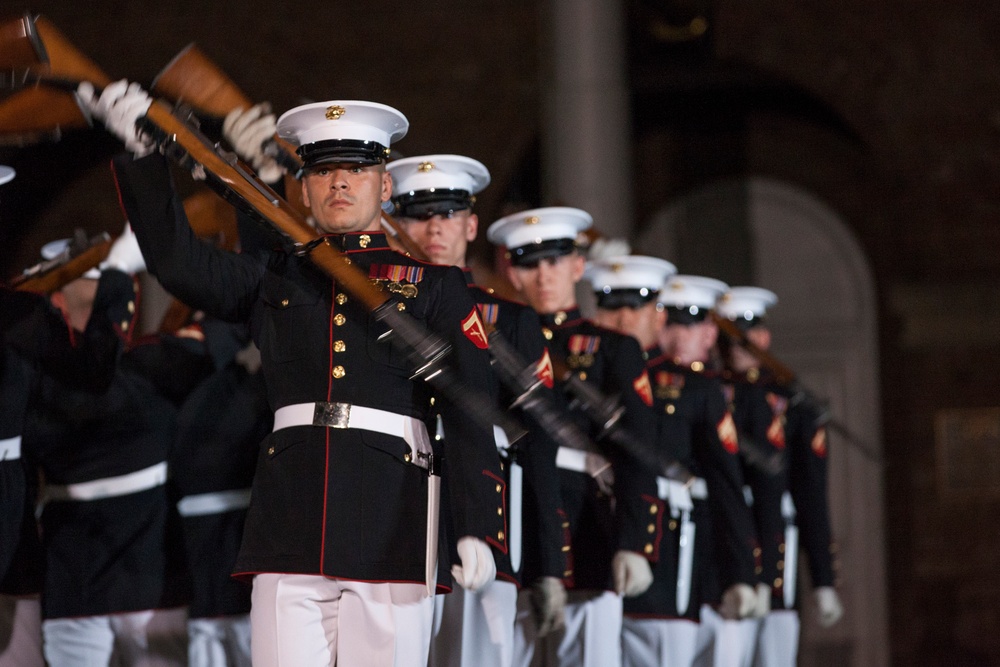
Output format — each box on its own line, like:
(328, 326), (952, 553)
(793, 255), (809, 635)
(636, 176), (889, 667)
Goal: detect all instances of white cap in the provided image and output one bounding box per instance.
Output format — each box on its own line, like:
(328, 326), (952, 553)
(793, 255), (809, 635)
(716, 286), (778, 326)
(486, 206), (592, 266)
(41, 238), (100, 279)
(659, 274), (728, 323)
(0, 165), (14, 186)
(276, 100), (408, 167)
(387, 154), (490, 218)
(584, 255), (677, 309)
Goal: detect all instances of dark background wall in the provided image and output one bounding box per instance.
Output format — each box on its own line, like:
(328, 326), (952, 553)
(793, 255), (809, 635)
(2, 2), (998, 665)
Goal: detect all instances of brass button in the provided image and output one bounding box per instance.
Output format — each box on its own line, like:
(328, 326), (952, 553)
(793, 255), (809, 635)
(564, 570), (573, 577)
(778, 544), (785, 553)
(542, 327), (553, 340)
(336, 293), (347, 305)
(120, 320), (129, 330)
(429, 397), (435, 406)
(267, 446), (275, 455)
(495, 484), (502, 493)
(404, 453), (411, 462)
(561, 545), (571, 552)
(127, 301), (135, 313)
(333, 340), (346, 352)
(669, 520), (677, 530)
(777, 560), (785, 569)
(497, 508), (503, 516)
(644, 544), (653, 555)
(665, 404), (676, 414)
(691, 361), (704, 372)
(281, 298), (289, 307)
(755, 566), (763, 575)
(332, 365), (345, 378)
(497, 531), (505, 541)
(553, 311), (567, 325)
(647, 524), (656, 534)
(578, 372), (587, 381)
(562, 522), (569, 529)
(650, 505), (658, 514)
(753, 547), (762, 557)
(774, 577), (783, 588)
(334, 313), (346, 326)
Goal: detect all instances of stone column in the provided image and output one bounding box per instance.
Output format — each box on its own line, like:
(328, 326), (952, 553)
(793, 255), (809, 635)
(540, 0), (634, 239)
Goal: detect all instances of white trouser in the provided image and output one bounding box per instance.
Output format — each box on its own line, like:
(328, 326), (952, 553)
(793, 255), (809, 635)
(536, 590), (622, 667)
(752, 610), (799, 667)
(428, 579), (517, 667)
(693, 605), (758, 667)
(189, 615), (252, 667)
(43, 607), (188, 667)
(621, 616), (699, 667)
(251, 573), (433, 667)
(0, 595), (42, 667)
(511, 589), (541, 667)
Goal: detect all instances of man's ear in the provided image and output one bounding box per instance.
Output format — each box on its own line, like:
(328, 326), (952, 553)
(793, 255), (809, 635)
(569, 253), (586, 282)
(466, 213), (479, 243)
(381, 170), (393, 202)
(300, 178), (311, 209)
(506, 265), (524, 291)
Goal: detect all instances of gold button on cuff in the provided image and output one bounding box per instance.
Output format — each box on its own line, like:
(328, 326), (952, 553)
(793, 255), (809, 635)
(336, 293), (348, 305)
(333, 340), (346, 352)
(644, 544), (653, 555)
(334, 314), (346, 326)
(332, 365), (345, 378)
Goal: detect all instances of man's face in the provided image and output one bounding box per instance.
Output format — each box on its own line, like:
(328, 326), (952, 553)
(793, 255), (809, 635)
(398, 210), (478, 266)
(506, 253), (584, 314)
(594, 302), (665, 350)
(658, 319), (716, 365)
(51, 277), (99, 332)
(300, 162), (392, 234)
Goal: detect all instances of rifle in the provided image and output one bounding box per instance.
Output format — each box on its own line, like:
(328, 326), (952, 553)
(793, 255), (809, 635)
(0, 13), (110, 143)
(9, 230), (111, 294)
(546, 352), (693, 483)
(150, 43), (430, 259)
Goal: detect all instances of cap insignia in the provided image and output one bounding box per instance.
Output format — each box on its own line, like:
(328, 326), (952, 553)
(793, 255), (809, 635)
(611, 263), (624, 272)
(417, 161), (435, 172)
(524, 216), (540, 225)
(325, 105), (347, 120)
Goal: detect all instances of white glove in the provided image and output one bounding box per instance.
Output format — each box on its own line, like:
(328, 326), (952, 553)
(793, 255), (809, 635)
(611, 550), (653, 597)
(530, 576), (567, 637)
(451, 537), (496, 592)
(752, 582), (772, 618)
(222, 103), (284, 184)
(76, 79), (155, 157)
(719, 583), (757, 620)
(100, 223), (146, 275)
(814, 586), (844, 627)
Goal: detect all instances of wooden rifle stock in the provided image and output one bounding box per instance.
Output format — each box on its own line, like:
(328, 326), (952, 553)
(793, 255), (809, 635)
(10, 233), (112, 294)
(0, 14), (111, 142)
(711, 312), (797, 387)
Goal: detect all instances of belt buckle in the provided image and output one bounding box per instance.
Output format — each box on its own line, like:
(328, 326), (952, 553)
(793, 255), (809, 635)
(314, 402), (351, 429)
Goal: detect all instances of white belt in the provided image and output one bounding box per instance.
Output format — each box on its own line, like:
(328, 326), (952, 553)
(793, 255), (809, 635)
(45, 461), (168, 502)
(656, 477), (708, 502)
(177, 488), (252, 517)
(555, 446), (611, 477)
(0, 436), (22, 461)
(273, 402), (435, 471)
